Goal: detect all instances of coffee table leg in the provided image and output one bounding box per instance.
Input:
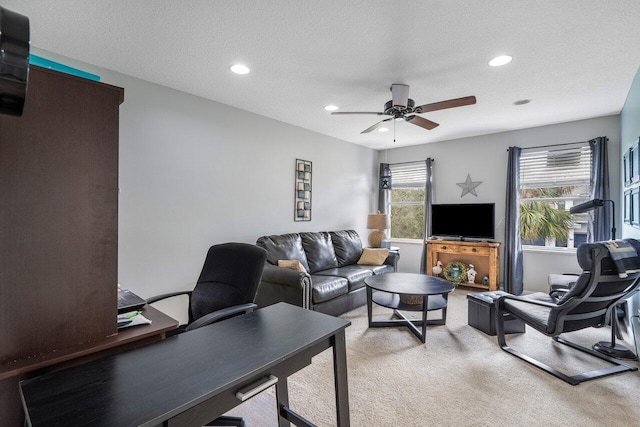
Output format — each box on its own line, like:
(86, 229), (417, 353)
(421, 296), (428, 343)
(366, 286), (373, 327)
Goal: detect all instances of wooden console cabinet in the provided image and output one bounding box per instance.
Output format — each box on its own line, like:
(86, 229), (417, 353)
(426, 240), (500, 291)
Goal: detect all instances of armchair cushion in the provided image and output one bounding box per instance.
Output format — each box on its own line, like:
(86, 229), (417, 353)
(502, 293), (555, 333)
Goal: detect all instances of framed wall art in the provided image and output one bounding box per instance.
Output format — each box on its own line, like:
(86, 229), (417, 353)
(294, 159), (312, 221)
(623, 137), (640, 230)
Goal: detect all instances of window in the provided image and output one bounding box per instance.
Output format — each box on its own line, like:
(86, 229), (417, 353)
(519, 143), (592, 248)
(388, 162), (426, 240)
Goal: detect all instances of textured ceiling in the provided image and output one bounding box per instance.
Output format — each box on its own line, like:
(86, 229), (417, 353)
(5, 1), (640, 150)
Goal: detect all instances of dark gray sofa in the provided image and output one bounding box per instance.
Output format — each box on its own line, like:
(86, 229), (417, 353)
(254, 230), (398, 316)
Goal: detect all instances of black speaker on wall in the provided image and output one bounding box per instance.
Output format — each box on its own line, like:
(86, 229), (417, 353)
(0, 6), (30, 117)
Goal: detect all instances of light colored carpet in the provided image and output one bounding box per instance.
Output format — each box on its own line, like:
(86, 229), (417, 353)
(226, 289), (640, 426)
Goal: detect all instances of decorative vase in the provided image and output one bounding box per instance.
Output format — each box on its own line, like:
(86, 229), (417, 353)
(482, 276), (489, 285)
(450, 264), (461, 279)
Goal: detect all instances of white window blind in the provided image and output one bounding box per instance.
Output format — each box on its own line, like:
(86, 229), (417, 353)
(389, 162), (426, 188)
(520, 144), (591, 189)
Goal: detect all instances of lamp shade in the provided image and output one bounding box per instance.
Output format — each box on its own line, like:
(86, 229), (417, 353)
(367, 213), (390, 230)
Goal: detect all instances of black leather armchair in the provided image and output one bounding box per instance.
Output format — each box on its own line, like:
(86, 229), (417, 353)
(496, 239), (640, 385)
(147, 242), (267, 427)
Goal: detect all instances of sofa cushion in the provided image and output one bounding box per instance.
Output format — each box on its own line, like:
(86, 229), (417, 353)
(309, 274), (348, 303)
(256, 233), (310, 272)
(314, 265), (373, 291)
(357, 248), (389, 266)
(330, 230), (363, 267)
(301, 232), (339, 273)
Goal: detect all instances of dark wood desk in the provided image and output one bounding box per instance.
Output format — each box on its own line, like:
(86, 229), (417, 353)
(1, 306), (178, 427)
(20, 303), (351, 427)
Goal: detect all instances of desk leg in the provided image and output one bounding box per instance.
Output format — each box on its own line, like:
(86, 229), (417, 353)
(333, 330), (350, 427)
(275, 377), (291, 427)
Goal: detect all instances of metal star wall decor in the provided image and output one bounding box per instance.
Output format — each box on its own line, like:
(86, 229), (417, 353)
(456, 174), (482, 197)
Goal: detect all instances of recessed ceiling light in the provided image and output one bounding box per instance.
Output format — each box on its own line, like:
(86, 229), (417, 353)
(378, 127), (389, 132)
(324, 105), (339, 111)
(514, 99), (531, 105)
(488, 55), (512, 67)
(229, 64), (250, 74)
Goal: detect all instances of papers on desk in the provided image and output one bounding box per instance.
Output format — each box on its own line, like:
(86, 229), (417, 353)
(117, 311), (152, 329)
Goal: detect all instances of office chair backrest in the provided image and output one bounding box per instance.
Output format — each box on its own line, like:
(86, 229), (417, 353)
(548, 239), (640, 334)
(190, 243), (267, 322)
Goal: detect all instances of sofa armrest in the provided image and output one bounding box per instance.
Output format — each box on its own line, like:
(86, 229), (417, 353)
(384, 251), (400, 272)
(255, 263), (313, 309)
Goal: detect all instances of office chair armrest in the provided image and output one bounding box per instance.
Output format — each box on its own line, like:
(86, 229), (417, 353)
(498, 293), (559, 309)
(146, 290), (193, 304)
(185, 303), (257, 331)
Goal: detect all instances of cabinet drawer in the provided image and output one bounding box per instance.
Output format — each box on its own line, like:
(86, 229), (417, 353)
(434, 245), (490, 256)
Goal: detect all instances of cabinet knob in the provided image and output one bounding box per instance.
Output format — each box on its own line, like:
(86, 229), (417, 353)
(441, 246), (447, 250)
(472, 248), (477, 252)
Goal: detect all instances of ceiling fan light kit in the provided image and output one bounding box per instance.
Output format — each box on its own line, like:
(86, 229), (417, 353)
(332, 83), (476, 135)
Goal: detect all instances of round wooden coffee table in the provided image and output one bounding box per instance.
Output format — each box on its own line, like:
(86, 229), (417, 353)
(365, 273), (455, 343)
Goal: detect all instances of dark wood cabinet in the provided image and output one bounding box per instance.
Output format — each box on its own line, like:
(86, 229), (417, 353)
(0, 66), (124, 426)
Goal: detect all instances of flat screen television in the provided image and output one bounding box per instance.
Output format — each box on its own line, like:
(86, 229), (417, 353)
(431, 203), (495, 240)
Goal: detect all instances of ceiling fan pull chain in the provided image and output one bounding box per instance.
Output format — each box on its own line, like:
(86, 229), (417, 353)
(393, 116), (396, 143)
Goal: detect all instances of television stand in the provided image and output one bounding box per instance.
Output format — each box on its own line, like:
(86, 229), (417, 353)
(426, 240), (500, 291)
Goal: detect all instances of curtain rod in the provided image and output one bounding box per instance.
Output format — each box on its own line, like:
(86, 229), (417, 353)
(508, 137), (608, 152)
(387, 159), (434, 166)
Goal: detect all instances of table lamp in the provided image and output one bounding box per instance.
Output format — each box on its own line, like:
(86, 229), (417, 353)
(367, 211), (390, 248)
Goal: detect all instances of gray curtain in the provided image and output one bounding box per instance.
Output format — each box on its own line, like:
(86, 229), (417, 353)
(505, 147), (523, 295)
(588, 137), (611, 241)
(420, 158), (434, 274)
(378, 163), (390, 214)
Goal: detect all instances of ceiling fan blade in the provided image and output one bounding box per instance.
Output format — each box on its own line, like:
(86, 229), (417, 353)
(361, 118), (393, 134)
(415, 96), (476, 113)
(406, 115), (439, 130)
(331, 111), (386, 115)
(391, 84), (410, 108)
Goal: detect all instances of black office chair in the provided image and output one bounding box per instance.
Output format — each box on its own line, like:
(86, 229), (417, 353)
(496, 239), (640, 385)
(147, 242), (267, 426)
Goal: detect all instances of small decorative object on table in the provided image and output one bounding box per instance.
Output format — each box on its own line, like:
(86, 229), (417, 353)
(443, 261), (467, 285)
(400, 294), (423, 305)
(482, 275), (489, 286)
(432, 260), (443, 277)
(467, 264), (477, 284)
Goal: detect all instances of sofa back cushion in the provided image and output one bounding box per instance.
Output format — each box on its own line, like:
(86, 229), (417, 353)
(256, 233), (310, 272)
(301, 232), (339, 273)
(330, 230), (363, 267)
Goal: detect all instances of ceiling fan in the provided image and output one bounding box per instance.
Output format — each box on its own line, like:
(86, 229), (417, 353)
(332, 84), (476, 134)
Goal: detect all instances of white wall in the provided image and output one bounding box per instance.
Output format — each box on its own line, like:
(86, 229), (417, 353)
(380, 115), (620, 292)
(32, 49), (379, 304)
